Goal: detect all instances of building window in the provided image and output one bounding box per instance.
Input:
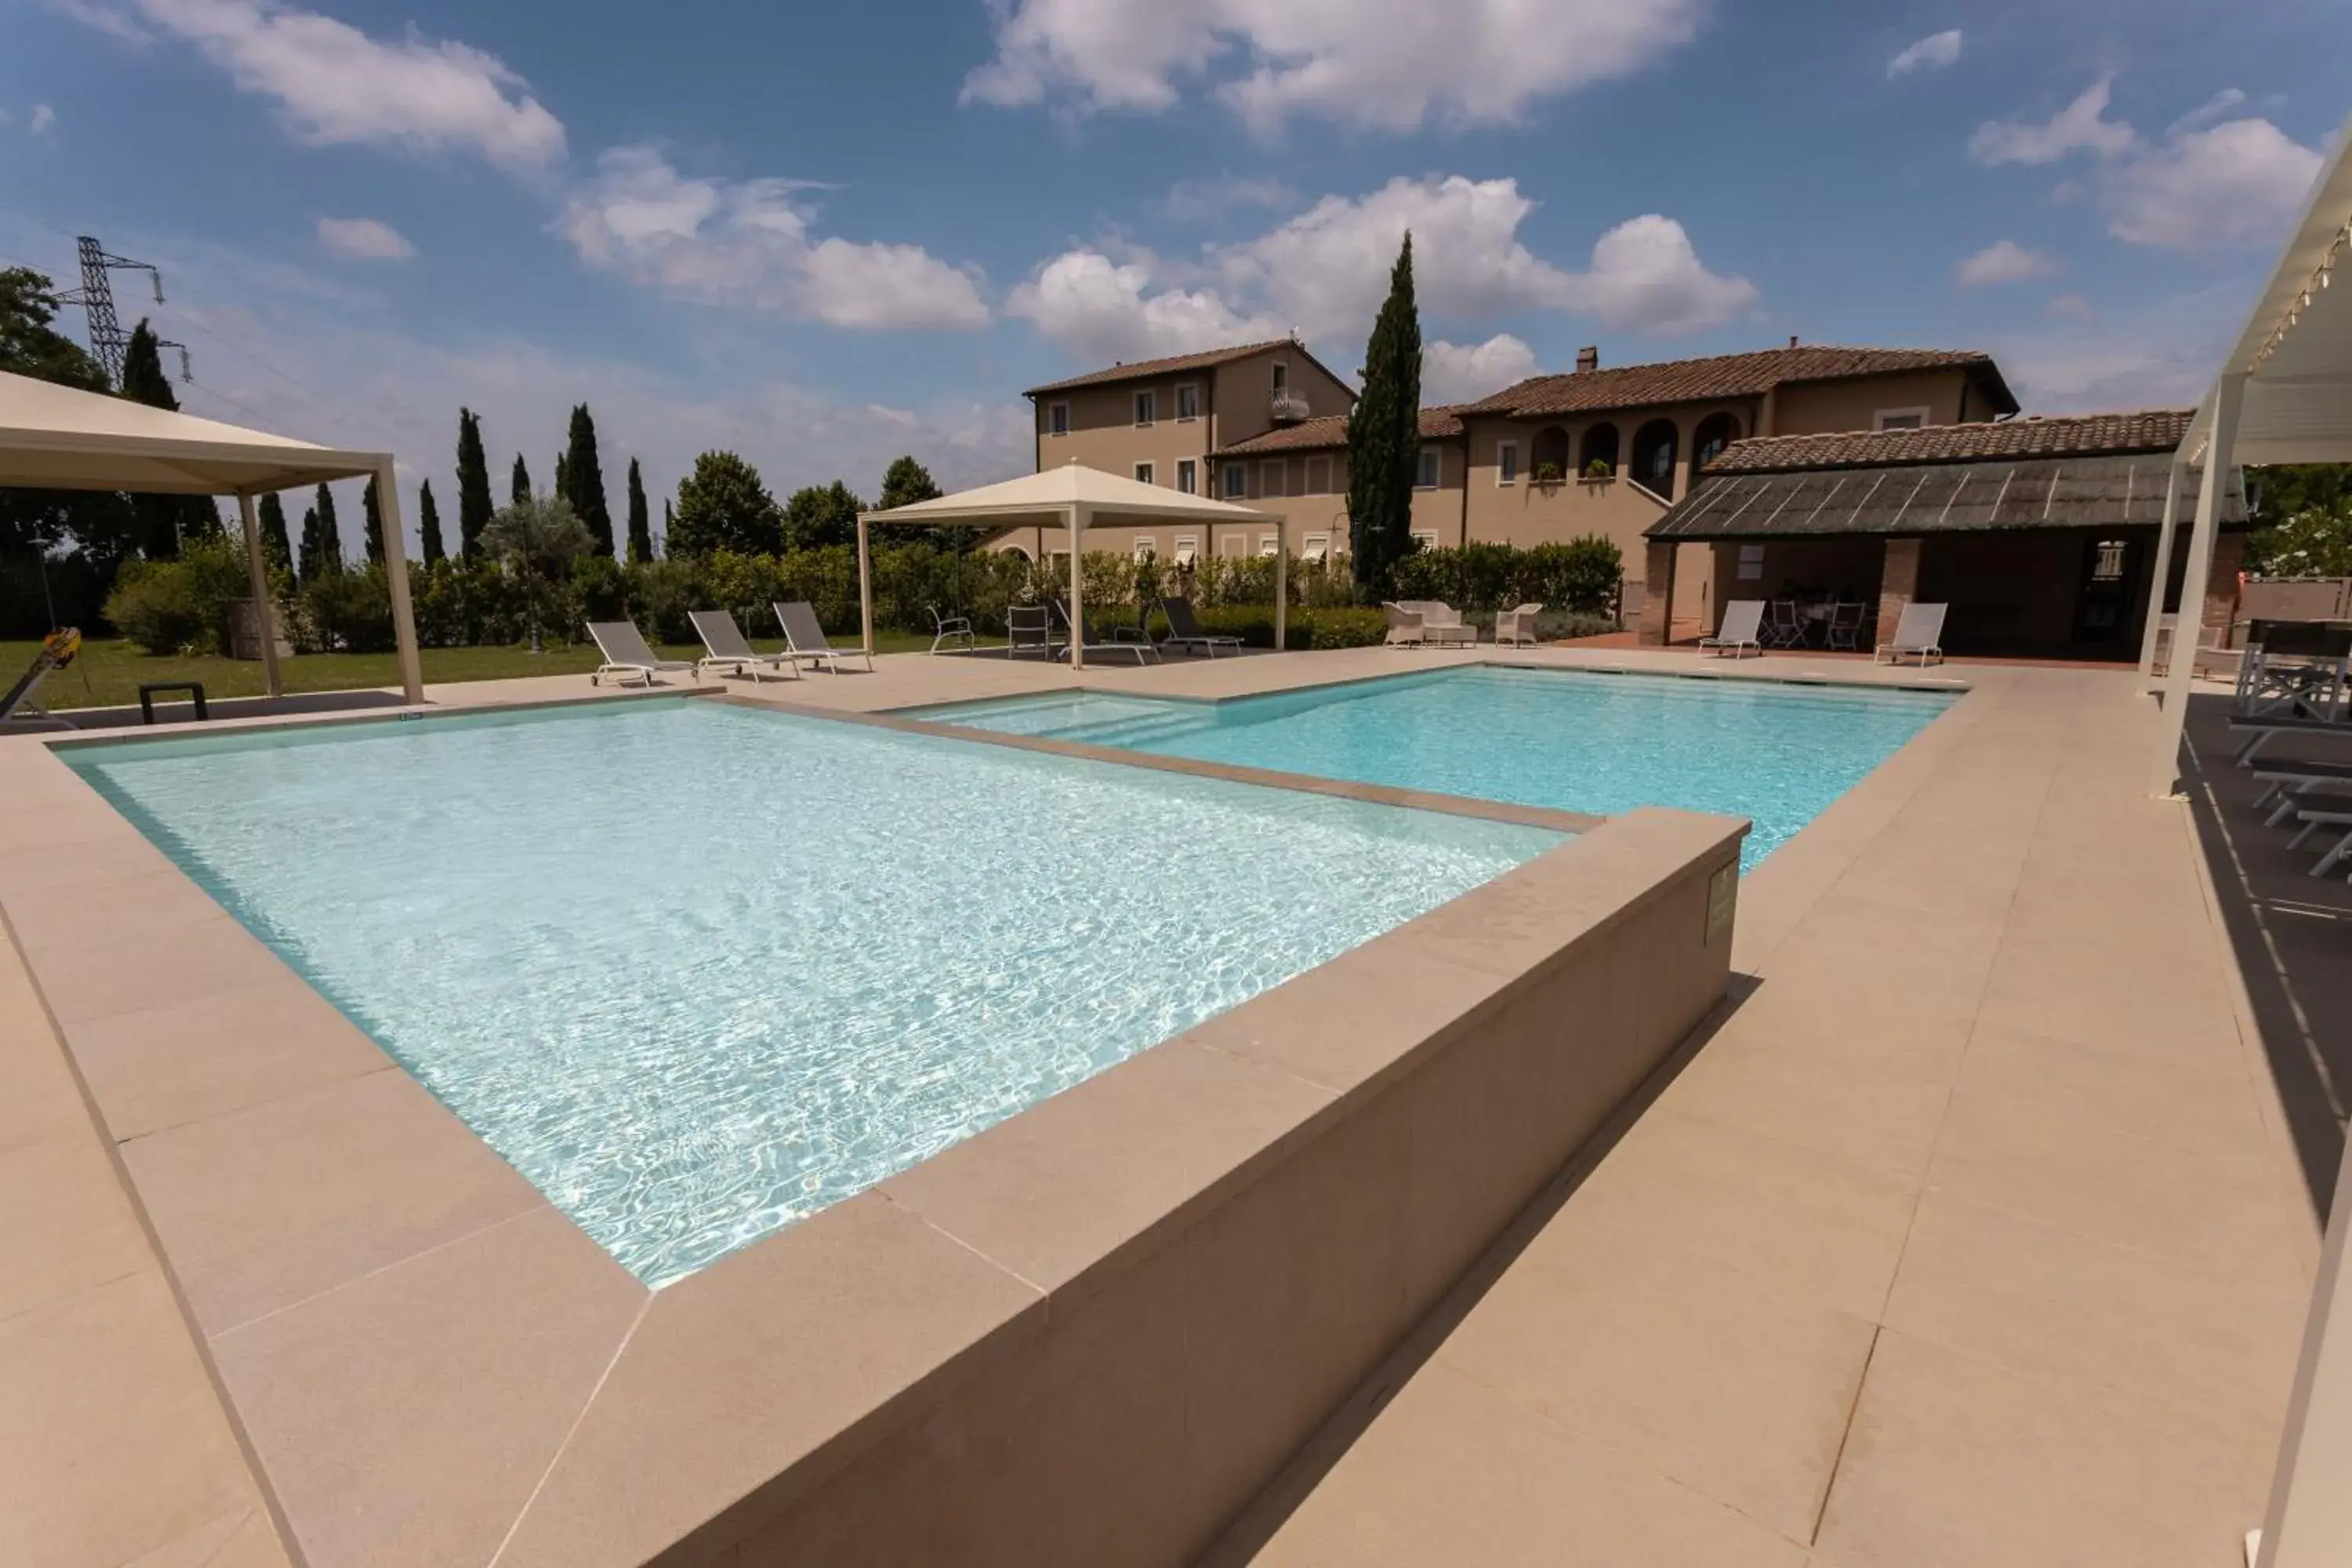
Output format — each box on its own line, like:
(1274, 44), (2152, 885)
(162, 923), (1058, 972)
(1631, 419), (1679, 499)
(1134, 390), (1156, 426)
(1261, 459), (1287, 499)
(1532, 426), (1570, 480)
(1305, 456), (1331, 494)
(1221, 461), (1248, 499)
(1497, 441), (1519, 485)
(1873, 407), (1929, 431)
(1580, 422), (1620, 478)
(1175, 383), (1200, 421)
(1221, 533), (1247, 557)
(1272, 362), (1288, 391)
(1692, 412), (1741, 474)
(1260, 534), (1281, 556)
(2092, 538), (2129, 580)
(1302, 533), (1330, 563)
(1176, 459), (1196, 495)
(1134, 462), (1155, 485)
(1174, 535), (1199, 568)
(1411, 528), (1439, 551)
(1133, 536), (1157, 562)
(1416, 448), (1441, 488)
(1048, 401), (1069, 437)
(1737, 543), (1765, 582)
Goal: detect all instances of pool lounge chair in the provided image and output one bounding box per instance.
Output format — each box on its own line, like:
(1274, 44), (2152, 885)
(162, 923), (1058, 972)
(1699, 600), (1765, 659)
(1050, 600), (1159, 666)
(0, 630), (80, 731)
(771, 601), (874, 673)
(1494, 603), (1543, 648)
(1158, 597), (1243, 658)
(1875, 602), (1947, 667)
(587, 621), (695, 687)
(689, 610), (797, 682)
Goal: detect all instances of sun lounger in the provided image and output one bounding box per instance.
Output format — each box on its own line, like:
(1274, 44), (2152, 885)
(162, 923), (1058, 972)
(689, 610), (797, 682)
(1699, 600), (1764, 659)
(1158, 597), (1242, 658)
(1494, 602), (1543, 648)
(587, 621), (694, 687)
(771, 601), (874, 673)
(0, 628), (81, 731)
(1875, 602), (1947, 666)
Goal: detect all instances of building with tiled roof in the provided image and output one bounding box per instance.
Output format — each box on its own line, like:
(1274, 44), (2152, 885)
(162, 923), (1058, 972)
(1458, 343), (2018, 421)
(1700, 408), (2192, 474)
(1212, 407), (1466, 456)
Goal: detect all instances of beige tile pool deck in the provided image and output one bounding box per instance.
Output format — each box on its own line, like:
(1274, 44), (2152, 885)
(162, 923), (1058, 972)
(0, 642), (2322, 1566)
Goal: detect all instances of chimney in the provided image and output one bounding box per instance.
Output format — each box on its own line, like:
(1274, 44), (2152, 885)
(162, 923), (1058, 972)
(1787, 335), (1798, 350)
(1574, 345), (1599, 372)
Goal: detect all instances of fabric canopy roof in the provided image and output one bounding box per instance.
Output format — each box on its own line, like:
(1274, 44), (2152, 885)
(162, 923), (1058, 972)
(860, 461), (1273, 527)
(0, 368), (387, 495)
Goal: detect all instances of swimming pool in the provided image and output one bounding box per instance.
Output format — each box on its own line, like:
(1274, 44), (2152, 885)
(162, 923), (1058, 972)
(915, 666), (1955, 868)
(67, 700), (1559, 1285)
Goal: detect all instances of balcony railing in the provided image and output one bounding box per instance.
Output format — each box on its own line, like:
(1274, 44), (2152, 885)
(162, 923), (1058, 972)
(1270, 390), (1312, 423)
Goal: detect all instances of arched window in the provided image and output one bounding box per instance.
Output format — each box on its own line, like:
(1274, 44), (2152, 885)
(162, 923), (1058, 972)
(1531, 426), (1571, 480)
(1580, 422), (1621, 479)
(1692, 412), (1741, 475)
(1632, 419), (1679, 499)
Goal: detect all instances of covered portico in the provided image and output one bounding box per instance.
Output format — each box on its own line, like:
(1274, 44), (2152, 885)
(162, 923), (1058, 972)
(0, 368), (423, 702)
(855, 462), (1285, 670)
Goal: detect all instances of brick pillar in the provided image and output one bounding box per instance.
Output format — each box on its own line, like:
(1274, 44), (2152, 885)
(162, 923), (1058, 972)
(1877, 537), (1922, 644)
(1638, 539), (1677, 645)
(2203, 531), (2245, 648)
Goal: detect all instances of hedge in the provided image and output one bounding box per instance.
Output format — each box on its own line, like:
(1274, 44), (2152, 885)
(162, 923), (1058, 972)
(1388, 536), (1623, 617)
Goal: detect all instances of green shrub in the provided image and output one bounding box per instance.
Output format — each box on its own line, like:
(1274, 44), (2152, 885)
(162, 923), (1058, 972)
(102, 536), (254, 655)
(1388, 537), (1624, 619)
(571, 554), (628, 624)
(624, 557), (708, 644)
(1164, 604), (1387, 650)
(296, 564), (397, 652)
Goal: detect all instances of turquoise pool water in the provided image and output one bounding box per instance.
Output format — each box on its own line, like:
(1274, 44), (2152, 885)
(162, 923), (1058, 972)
(67, 701), (1558, 1286)
(916, 667), (1955, 868)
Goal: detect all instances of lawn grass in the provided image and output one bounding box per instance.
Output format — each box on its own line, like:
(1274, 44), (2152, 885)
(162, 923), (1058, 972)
(5, 631), (996, 710)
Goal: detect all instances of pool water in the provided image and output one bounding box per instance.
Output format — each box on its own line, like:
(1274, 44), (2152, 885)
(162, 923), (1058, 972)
(917, 667), (1954, 868)
(69, 701), (1559, 1286)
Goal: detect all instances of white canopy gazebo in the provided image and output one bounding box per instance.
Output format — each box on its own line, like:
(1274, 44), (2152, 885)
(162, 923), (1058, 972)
(855, 462), (1287, 669)
(0, 369), (423, 703)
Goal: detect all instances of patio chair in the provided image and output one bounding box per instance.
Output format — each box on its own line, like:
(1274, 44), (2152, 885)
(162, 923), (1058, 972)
(1408, 601), (1478, 648)
(1824, 601), (1867, 652)
(2229, 711), (2352, 765)
(1159, 597), (1243, 658)
(0, 628), (81, 731)
(771, 601), (874, 673)
(689, 610), (797, 682)
(1382, 601), (1426, 647)
(1005, 603), (1063, 659)
(1874, 603), (1947, 667)
(1494, 603), (1544, 648)
(587, 621), (695, 687)
(1698, 600), (1765, 659)
(2286, 806), (2352, 879)
(927, 606), (975, 655)
(1760, 599), (1807, 649)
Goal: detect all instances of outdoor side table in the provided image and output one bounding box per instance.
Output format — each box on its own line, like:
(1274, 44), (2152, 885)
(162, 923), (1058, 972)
(137, 681), (209, 724)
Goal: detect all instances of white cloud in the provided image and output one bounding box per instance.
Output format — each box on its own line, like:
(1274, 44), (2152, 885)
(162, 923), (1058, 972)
(964, 0), (1707, 132)
(2168, 88), (2246, 137)
(1990, 281), (2245, 412)
(45, 0), (155, 45)
(2044, 292), (2096, 322)
(1160, 174), (1295, 223)
(27, 103), (57, 136)
(316, 216), (414, 260)
(1005, 249), (1282, 365)
(1955, 239), (2056, 287)
(555, 147), (990, 331)
(1969, 74), (2135, 165)
(1563, 213), (1758, 333)
(2103, 117), (2323, 251)
(1886, 30), (1960, 78)
(1423, 334), (1537, 403)
(103, 0), (564, 169)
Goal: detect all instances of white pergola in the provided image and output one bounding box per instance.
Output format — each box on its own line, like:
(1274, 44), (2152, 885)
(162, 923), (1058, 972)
(854, 462), (1287, 670)
(0, 369), (423, 703)
(2143, 105), (2352, 797)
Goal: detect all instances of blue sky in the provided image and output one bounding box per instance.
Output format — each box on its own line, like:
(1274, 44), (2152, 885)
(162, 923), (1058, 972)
(1, 0), (2344, 547)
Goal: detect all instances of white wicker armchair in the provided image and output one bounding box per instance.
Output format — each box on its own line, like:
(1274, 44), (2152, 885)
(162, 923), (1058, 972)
(1494, 602), (1544, 647)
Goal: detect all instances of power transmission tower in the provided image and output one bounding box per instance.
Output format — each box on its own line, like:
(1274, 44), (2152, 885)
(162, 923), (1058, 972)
(59, 235), (191, 387)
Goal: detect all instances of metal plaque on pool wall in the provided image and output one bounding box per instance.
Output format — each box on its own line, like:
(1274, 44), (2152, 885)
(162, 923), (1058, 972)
(1705, 861), (1737, 946)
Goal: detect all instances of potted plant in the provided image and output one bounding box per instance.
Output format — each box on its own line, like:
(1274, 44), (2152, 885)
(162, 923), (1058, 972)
(1582, 457), (1614, 482)
(1533, 460), (1563, 488)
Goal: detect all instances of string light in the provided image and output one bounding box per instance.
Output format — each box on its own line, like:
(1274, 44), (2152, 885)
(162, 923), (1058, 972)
(2253, 217), (2352, 369)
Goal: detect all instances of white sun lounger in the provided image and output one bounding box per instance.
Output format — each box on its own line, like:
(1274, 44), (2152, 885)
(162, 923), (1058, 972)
(689, 610), (797, 682)
(772, 601), (874, 673)
(1875, 602), (1947, 666)
(587, 621), (694, 687)
(1699, 600), (1764, 659)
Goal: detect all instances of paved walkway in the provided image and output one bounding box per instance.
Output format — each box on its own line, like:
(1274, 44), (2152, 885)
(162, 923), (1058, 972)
(1217, 666), (2321, 1567)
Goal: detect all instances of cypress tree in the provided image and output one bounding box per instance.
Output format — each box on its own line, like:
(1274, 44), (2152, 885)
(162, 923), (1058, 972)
(418, 480), (446, 564)
(625, 458), (653, 564)
(553, 452), (569, 507)
(296, 504), (325, 583)
(511, 454), (532, 505)
(362, 476), (386, 564)
(456, 408), (493, 560)
(118, 320), (223, 557)
(257, 492), (292, 572)
(562, 405), (615, 557)
(314, 483), (344, 572)
(662, 498), (674, 557)
(1344, 234), (1423, 603)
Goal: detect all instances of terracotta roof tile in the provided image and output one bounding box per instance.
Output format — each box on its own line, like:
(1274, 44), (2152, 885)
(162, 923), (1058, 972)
(1023, 339), (1300, 396)
(1457, 345), (2016, 419)
(1213, 406), (1463, 456)
(1702, 409), (2194, 474)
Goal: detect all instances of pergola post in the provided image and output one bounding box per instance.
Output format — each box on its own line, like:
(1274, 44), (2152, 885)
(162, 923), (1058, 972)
(1272, 515), (1287, 653)
(856, 513), (875, 659)
(373, 462), (424, 705)
(1067, 503), (1087, 672)
(2137, 461), (2188, 681)
(2151, 376), (2243, 797)
(235, 491), (285, 699)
